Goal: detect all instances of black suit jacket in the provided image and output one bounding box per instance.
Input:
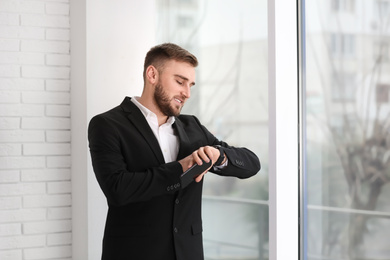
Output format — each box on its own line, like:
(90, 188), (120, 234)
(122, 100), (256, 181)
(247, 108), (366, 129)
(88, 97), (260, 260)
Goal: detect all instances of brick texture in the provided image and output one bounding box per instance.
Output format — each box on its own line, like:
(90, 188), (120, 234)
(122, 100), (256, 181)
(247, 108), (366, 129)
(0, 1), (72, 259)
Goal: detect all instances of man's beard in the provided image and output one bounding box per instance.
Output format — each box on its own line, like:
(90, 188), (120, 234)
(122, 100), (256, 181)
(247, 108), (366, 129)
(154, 84), (182, 117)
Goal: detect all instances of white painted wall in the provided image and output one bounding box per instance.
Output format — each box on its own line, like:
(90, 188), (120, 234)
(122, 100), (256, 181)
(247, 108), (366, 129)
(71, 0), (156, 259)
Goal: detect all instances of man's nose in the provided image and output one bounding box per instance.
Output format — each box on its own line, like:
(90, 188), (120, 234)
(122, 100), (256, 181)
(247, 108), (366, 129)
(182, 85), (191, 99)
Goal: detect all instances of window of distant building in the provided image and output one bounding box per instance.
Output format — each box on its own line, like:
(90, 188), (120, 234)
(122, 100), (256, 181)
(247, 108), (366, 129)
(374, 0), (390, 17)
(329, 113), (358, 137)
(376, 84), (390, 104)
(178, 0), (195, 3)
(374, 41), (390, 62)
(331, 0), (355, 12)
(331, 72), (356, 102)
(331, 33), (355, 58)
(177, 15), (194, 28)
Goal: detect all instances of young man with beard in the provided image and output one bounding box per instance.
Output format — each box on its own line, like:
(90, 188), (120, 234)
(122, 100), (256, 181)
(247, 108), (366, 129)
(88, 43), (261, 260)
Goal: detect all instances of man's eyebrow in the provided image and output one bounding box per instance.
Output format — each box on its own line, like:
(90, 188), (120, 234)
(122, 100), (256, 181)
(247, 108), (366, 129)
(174, 74), (196, 86)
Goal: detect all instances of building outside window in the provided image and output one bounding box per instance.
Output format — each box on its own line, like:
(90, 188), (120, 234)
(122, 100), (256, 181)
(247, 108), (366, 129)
(304, 1), (390, 259)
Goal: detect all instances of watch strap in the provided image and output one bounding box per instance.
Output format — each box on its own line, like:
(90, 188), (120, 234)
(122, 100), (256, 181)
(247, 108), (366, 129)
(213, 145), (225, 166)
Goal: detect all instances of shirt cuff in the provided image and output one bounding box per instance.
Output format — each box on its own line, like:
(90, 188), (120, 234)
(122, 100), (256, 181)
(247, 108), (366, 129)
(213, 158), (228, 170)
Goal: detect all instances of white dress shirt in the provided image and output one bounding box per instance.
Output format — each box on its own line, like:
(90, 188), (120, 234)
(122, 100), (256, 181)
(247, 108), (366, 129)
(131, 96), (179, 163)
(131, 96), (228, 168)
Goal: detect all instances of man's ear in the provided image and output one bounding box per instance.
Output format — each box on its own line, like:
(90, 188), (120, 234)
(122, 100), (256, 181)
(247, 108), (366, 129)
(145, 65), (158, 84)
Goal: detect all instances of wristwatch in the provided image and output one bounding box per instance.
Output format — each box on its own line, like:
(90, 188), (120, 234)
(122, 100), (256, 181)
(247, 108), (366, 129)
(213, 145), (225, 166)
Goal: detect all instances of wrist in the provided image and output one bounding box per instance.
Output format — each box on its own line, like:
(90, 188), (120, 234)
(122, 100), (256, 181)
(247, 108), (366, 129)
(213, 145), (225, 166)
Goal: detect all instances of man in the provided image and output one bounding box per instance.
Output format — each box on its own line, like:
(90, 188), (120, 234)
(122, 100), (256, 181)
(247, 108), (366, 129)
(88, 43), (260, 260)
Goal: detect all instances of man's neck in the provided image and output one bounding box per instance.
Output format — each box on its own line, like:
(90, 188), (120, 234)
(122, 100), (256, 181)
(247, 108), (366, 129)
(158, 116), (169, 126)
(137, 96), (169, 126)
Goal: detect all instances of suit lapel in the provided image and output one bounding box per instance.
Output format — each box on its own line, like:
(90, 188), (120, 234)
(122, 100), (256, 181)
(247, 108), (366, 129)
(173, 118), (193, 160)
(120, 97), (165, 164)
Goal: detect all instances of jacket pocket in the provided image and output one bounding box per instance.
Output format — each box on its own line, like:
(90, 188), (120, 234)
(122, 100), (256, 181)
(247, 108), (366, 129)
(191, 221), (203, 235)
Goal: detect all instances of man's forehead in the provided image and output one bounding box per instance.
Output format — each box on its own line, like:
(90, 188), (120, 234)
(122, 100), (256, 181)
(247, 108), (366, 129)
(165, 60), (196, 81)
(165, 59), (195, 70)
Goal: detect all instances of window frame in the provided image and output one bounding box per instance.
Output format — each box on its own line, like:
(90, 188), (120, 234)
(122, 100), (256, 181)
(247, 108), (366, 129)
(268, 0), (300, 259)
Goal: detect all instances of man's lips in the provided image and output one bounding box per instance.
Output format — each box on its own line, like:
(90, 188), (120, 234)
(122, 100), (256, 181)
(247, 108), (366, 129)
(174, 98), (184, 104)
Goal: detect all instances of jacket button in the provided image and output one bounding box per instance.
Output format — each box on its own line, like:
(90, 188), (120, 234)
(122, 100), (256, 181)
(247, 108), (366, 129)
(175, 199), (180, 204)
(235, 160), (244, 166)
(174, 227), (178, 233)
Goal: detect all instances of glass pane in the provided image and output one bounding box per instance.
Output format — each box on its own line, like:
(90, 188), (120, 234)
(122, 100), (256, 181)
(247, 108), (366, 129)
(304, 1), (390, 259)
(155, 0), (268, 259)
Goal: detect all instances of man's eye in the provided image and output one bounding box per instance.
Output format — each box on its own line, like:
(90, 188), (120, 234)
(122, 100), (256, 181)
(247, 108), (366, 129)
(176, 80), (183, 85)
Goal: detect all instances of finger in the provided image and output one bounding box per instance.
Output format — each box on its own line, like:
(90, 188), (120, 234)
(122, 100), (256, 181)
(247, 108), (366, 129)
(197, 147), (210, 163)
(204, 146), (217, 162)
(195, 171), (207, 182)
(192, 150), (203, 165)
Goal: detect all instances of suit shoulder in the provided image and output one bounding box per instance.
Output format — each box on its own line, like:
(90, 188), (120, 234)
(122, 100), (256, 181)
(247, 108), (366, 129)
(94, 105), (123, 118)
(89, 105), (124, 127)
(177, 114), (201, 125)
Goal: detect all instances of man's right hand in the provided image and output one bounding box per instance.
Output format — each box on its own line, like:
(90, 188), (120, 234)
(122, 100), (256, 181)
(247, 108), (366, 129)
(178, 146), (220, 182)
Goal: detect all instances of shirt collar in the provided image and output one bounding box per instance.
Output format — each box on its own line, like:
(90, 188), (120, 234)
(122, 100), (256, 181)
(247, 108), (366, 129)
(131, 96), (176, 126)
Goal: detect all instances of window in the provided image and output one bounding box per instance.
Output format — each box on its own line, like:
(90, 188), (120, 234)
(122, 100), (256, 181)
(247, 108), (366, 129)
(376, 84), (390, 103)
(177, 0), (195, 4)
(177, 15), (194, 28)
(156, 1), (268, 259)
(304, 1), (390, 259)
(331, 33), (355, 57)
(374, 0), (390, 17)
(331, 0), (355, 12)
(374, 41), (390, 62)
(331, 72), (356, 102)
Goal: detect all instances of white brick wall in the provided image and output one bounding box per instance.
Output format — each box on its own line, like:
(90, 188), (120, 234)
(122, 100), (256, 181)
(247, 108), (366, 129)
(0, 1), (72, 259)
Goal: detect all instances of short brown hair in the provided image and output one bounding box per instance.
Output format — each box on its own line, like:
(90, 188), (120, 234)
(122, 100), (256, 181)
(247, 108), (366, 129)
(143, 43), (198, 79)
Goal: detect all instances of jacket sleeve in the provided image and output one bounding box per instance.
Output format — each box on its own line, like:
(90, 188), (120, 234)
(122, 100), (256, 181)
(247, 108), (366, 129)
(193, 116), (261, 179)
(88, 115), (183, 207)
